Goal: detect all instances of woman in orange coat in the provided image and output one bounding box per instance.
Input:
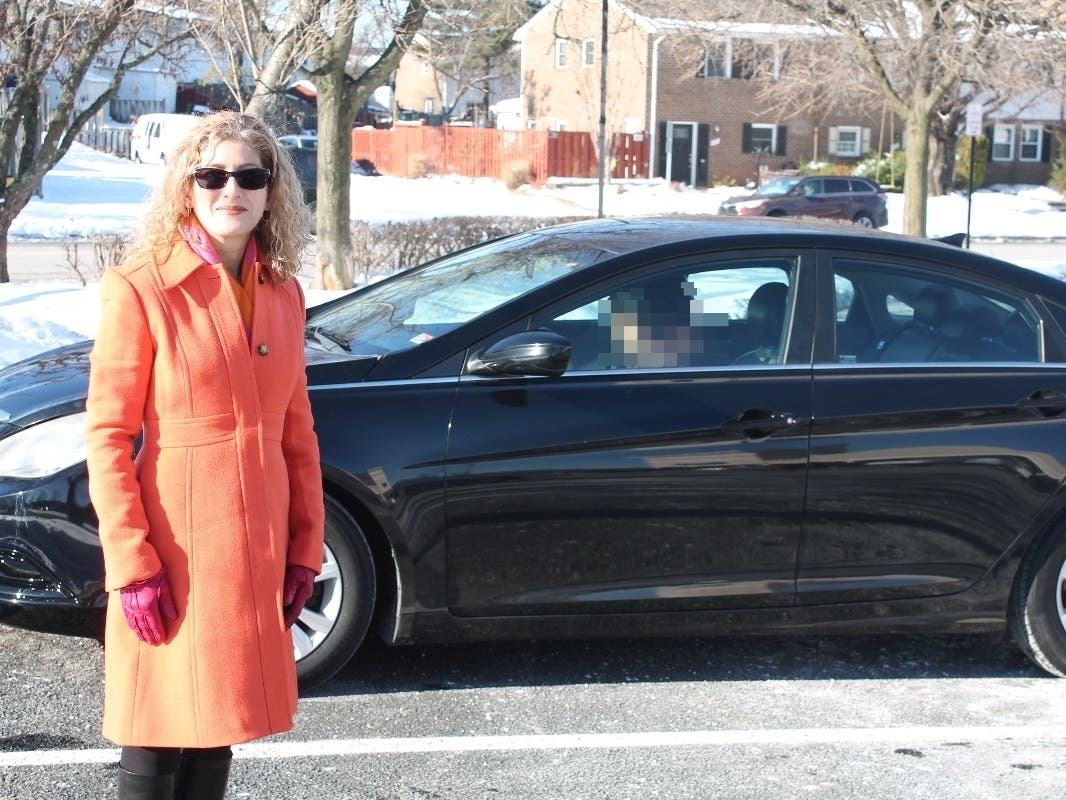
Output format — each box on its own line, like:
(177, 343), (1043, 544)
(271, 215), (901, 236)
(85, 111), (324, 800)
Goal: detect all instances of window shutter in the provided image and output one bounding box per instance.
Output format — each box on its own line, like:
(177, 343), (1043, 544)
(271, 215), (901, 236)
(657, 121), (668, 178)
(828, 126), (839, 156)
(775, 125), (787, 156)
(1042, 129), (1052, 163)
(696, 123), (709, 187)
(742, 123), (753, 153)
(861, 127), (871, 154)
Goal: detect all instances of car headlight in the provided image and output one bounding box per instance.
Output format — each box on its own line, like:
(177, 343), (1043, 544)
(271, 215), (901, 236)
(733, 199), (768, 213)
(0, 412), (88, 479)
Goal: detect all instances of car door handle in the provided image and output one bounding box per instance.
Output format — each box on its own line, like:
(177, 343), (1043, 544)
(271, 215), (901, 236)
(720, 409), (798, 439)
(1017, 390), (1066, 418)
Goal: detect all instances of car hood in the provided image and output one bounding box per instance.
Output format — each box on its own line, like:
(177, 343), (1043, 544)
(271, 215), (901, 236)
(0, 341), (92, 432)
(0, 341), (380, 434)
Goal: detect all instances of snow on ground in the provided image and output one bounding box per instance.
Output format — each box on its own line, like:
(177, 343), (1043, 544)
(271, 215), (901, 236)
(2, 142), (1066, 369)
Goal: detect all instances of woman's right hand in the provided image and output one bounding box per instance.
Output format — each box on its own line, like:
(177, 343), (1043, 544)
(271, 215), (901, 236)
(119, 570), (178, 645)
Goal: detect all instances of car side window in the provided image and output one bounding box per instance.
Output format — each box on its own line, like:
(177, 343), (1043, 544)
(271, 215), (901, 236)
(831, 258), (1042, 364)
(825, 178), (851, 194)
(536, 258), (799, 371)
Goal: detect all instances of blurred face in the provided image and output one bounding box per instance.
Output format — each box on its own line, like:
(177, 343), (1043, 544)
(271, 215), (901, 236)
(189, 139), (270, 250)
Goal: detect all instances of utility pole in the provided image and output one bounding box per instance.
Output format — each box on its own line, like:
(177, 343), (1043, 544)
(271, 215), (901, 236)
(597, 0), (608, 218)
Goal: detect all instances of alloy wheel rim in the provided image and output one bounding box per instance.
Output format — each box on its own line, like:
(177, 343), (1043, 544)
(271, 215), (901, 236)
(291, 543), (343, 661)
(1057, 556), (1066, 634)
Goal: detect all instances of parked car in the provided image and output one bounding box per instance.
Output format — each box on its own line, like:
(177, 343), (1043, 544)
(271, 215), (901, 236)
(3, 216), (1066, 689)
(279, 137), (317, 209)
(719, 175), (889, 228)
(129, 113), (201, 165)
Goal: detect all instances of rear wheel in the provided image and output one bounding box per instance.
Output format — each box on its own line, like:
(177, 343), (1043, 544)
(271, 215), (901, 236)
(1009, 530), (1066, 677)
(293, 495), (376, 690)
(853, 212), (875, 228)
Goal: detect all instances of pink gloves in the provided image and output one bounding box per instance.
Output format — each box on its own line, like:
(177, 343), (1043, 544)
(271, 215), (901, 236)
(119, 570), (178, 645)
(283, 565), (316, 629)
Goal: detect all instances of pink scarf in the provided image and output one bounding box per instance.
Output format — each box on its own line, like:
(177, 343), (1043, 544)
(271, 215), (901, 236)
(180, 220), (258, 278)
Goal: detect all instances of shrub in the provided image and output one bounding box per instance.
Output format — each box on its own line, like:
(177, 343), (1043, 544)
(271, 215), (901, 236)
(406, 153), (430, 179)
(501, 160), (532, 190)
(799, 161), (852, 176)
(854, 149), (907, 189)
(345, 215), (586, 285)
(64, 234), (129, 286)
(954, 135), (990, 191)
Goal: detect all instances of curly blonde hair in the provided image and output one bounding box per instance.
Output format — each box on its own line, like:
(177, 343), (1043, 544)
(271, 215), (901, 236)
(125, 111), (312, 281)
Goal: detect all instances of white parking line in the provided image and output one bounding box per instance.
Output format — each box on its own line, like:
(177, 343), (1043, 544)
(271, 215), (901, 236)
(3, 725), (1066, 768)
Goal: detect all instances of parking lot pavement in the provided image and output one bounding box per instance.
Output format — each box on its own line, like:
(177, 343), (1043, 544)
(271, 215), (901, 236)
(2, 626), (1066, 799)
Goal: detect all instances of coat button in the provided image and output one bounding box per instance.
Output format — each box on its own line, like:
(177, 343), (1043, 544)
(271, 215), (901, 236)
(257, 343), (269, 356)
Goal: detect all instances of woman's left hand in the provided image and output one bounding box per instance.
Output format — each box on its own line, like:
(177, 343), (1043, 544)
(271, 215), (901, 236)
(282, 564), (316, 629)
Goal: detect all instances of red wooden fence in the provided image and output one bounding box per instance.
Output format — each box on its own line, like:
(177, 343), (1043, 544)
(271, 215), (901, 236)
(351, 125), (649, 184)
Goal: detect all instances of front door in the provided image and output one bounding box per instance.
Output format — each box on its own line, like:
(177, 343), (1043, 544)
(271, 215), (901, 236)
(666, 122), (697, 185)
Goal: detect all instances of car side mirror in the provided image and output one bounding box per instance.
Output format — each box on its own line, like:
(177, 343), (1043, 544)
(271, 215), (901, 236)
(467, 330), (572, 377)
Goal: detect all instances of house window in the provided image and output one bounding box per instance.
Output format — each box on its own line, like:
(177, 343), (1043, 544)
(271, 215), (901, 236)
(731, 38), (776, 80)
(744, 123), (778, 154)
(423, 98), (434, 114)
(555, 38), (568, 69)
(1020, 125), (1043, 161)
(828, 126), (870, 157)
(697, 42), (728, 78)
(991, 124), (1014, 161)
(582, 38), (595, 67)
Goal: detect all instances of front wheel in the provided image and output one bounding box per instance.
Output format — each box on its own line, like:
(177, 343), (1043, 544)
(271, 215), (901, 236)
(293, 495), (376, 690)
(1009, 530), (1066, 677)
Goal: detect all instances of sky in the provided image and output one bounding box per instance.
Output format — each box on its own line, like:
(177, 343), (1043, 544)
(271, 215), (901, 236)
(1, 142), (1064, 369)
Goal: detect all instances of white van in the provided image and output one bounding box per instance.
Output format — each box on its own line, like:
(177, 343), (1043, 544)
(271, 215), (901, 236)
(129, 113), (201, 164)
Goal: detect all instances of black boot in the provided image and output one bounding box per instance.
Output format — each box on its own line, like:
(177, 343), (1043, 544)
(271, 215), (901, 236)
(176, 752), (231, 800)
(117, 767), (177, 800)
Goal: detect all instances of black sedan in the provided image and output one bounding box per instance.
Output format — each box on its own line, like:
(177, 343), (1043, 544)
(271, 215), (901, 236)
(2, 216), (1066, 689)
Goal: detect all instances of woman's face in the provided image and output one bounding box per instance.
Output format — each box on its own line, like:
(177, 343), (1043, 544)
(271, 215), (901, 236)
(189, 139), (271, 250)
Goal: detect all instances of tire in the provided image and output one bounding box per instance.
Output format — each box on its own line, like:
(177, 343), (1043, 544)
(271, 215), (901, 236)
(853, 212), (875, 228)
(767, 209), (787, 217)
(1009, 530), (1066, 677)
(293, 495), (376, 691)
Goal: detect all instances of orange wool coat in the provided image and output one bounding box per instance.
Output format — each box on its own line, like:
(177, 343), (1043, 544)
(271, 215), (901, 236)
(85, 239), (324, 748)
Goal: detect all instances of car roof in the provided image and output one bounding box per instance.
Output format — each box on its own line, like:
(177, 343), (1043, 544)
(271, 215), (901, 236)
(523, 215), (1066, 298)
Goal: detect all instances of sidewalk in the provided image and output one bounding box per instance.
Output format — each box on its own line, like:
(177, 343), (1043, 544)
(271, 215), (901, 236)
(6, 241), (77, 282)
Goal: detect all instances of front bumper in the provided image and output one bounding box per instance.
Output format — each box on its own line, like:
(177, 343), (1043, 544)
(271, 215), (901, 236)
(0, 466), (106, 638)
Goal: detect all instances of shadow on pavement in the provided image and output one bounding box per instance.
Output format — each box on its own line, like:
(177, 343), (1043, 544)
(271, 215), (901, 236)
(312, 632), (1045, 698)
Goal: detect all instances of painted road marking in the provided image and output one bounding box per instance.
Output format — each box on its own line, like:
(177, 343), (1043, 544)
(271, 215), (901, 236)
(2, 726), (1066, 768)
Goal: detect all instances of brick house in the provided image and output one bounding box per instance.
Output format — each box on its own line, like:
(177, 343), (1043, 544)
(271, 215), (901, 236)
(392, 34), (520, 126)
(513, 0), (901, 187)
(982, 89), (1065, 186)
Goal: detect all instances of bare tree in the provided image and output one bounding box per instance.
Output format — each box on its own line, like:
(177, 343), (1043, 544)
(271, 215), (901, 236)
(0, 1), (192, 283)
(412, 0), (537, 122)
(301, 0), (429, 289)
(761, 0), (1066, 236)
(187, 0), (431, 289)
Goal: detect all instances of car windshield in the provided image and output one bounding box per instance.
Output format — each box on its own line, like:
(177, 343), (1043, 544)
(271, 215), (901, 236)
(308, 230), (612, 355)
(754, 176), (802, 197)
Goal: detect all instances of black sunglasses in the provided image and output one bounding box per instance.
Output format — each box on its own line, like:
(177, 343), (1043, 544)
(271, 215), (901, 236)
(191, 167), (272, 191)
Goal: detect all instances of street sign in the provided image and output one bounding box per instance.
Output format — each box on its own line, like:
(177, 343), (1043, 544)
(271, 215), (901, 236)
(965, 102), (984, 137)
